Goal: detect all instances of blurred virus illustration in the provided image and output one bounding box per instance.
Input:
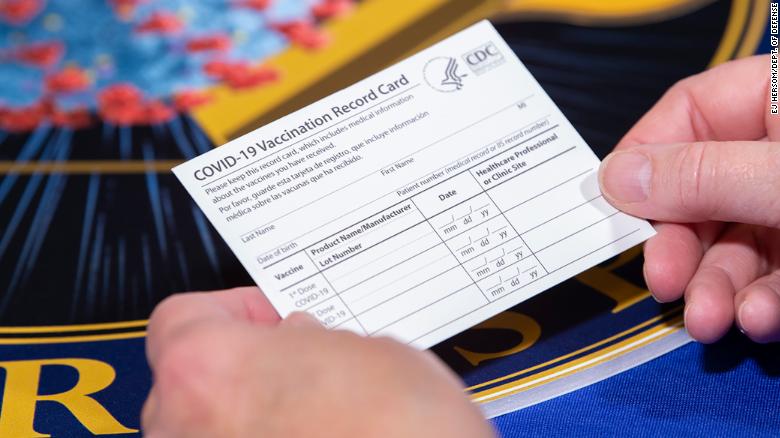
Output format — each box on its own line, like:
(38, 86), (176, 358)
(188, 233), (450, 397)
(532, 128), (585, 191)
(0, 0), (354, 323)
(0, 0), (354, 131)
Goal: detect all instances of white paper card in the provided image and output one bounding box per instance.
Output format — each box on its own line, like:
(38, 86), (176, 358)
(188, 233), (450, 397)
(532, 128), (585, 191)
(173, 20), (655, 349)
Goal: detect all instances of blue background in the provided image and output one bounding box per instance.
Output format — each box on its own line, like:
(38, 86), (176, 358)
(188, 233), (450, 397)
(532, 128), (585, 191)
(494, 331), (780, 437)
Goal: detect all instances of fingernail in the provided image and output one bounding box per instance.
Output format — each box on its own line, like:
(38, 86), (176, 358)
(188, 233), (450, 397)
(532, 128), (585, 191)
(737, 300), (750, 335)
(684, 301), (695, 331)
(599, 151), (651, 203)
(283, 312), (323, 328)
(642, 263), (660, 303)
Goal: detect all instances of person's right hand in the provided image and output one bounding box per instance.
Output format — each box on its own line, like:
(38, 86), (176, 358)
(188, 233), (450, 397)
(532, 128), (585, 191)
(142, 287), (495, 438)
(598, 55), (780, 343)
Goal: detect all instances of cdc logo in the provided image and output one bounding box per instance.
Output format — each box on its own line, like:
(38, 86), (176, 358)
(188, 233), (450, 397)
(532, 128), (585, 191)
(462, 42), (505, 75)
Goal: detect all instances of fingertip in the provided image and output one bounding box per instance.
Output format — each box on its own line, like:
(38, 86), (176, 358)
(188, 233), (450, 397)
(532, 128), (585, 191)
(684, 274), (735, 343)
(216, 287), (281, 325)
(146, 292), (210, 365)
(643, 224), (702, 302)
(737, 285), (780, 343)
(281, 312), (324, 329)
(146, 287), (279, 365)
(598, 150), (652, 206)
(643, 255), (684, 303)
(684, 297), (733, 344)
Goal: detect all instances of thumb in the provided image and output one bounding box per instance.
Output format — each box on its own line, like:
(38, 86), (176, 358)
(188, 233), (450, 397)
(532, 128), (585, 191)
(598, 141), (780, 227)
(280, 311), (325, 329)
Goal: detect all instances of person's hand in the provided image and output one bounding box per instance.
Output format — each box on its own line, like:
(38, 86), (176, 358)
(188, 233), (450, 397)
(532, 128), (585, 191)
(598, 55), (780, 343)
(142, 287), (494, 437)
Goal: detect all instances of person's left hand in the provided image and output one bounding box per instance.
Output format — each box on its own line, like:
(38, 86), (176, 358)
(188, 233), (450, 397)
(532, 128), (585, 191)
(142, 287), (494, 438)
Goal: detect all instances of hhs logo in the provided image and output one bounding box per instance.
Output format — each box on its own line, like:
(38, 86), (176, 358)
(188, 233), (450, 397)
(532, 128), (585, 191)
(462, 42), (504, 75)
(423, 57), (467, 92)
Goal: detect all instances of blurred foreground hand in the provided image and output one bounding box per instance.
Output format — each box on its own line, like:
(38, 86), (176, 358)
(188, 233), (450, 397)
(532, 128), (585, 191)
(142, 287), (495, 438)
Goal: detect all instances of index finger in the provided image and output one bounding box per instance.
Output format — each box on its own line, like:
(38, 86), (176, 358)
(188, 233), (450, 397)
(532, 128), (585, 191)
(146, 287), (280, 365)
(616, 55), (777, 150)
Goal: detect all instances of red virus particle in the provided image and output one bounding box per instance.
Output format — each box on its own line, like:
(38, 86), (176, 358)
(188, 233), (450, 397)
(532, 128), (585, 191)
(172, 89), (212, 111)
(142, 99), (175, 124)
(51, 107), (93, 129)
(271, 20), (329, 50)
(185, 34), (231, 52)
(98, 83), (142, 108)
(233, 0), (271, 11)
(13, 41), (64, 68)
(0, 102), (47, 132)
(36, 96), (56, 115)
(202, 60), (278, 89)
(100, 104), (143, 125)
(312, 0), (354, 20)
(45, 66), (91, 93)
(109, 0), (146, 20)
(135, 11), (183, 34)
(222, 65), (279, 89)
(202, 59), (244, 80)
(98, 83), (145, 125)
(0, 0), (43, 26)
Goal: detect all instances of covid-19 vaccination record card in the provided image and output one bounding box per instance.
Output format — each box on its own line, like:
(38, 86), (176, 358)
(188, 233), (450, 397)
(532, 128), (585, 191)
(174, 21), (655, 349)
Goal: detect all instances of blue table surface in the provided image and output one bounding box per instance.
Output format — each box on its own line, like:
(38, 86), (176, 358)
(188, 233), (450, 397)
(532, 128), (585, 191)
(493, 330), (780, 437)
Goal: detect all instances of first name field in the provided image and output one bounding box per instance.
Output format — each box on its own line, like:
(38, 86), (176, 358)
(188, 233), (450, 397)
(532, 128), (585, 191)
(173, 21), (654, 349)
